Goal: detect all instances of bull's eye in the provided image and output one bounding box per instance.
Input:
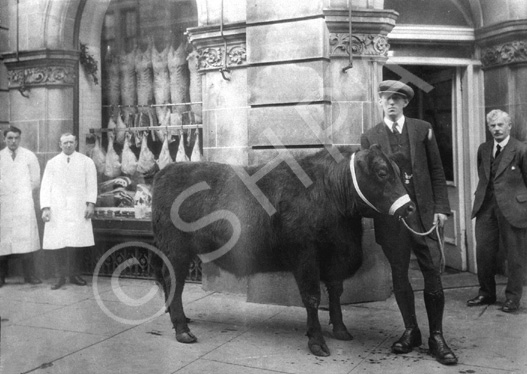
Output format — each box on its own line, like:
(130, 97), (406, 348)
(377, 168), (388, 179)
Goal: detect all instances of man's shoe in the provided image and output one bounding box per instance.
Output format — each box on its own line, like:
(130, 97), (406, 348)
(51, 277), (66, 290)
(466, 295), (496, 307)
(70, 276), (87, 286)
(392, 327), (422, 354)
(502, 299), (520, 313)
(428, 332), (458, 365)
(24, 275), (42, 285)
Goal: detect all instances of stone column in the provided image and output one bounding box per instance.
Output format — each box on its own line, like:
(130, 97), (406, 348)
(187, 1), (249, 293)
(323, 7), (397, 304)
(188, 23), (249, 165)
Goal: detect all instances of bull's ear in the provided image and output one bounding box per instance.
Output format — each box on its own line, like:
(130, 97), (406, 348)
(389, 152), (408, 168)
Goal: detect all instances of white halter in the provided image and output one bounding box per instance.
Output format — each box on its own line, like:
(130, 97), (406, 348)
(349, 153), (411, 216)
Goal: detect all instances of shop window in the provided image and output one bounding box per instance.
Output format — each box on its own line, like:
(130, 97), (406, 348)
(87, 0), (201, 281)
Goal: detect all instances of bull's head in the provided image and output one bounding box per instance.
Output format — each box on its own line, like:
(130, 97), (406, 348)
(351, 144), (415, 218)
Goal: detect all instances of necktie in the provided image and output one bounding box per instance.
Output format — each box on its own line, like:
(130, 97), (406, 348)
(67, 157), (70, 163)
(495, 144), (502, 158)
(11, 151), (16, 160)
(392, 122), (400, 135)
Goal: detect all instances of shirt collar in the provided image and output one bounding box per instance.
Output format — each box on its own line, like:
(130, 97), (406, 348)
(384, 115), (405, 133)
(494, 135), (510, 149)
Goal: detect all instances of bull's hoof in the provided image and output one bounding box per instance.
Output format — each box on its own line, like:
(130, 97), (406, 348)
(308, 340), (331, 357)
(176, 331), (197, 344)
(333, 328), (353, 341)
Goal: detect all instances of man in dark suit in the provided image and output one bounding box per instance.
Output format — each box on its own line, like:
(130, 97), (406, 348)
(361, 80), (457, 365)
(467, 109), (527, 313)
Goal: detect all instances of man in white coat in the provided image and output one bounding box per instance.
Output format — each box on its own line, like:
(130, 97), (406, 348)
(41, 133), (97, 290)
(0, 126), (42, 286)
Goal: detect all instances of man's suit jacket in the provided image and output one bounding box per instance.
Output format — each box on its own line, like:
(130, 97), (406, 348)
(472, 137), (527, 228)
(361, 118), (450, 243)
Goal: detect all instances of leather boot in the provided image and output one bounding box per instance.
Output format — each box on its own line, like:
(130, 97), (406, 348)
(392, 289), (422, 353)
(424, 291), (458, 365)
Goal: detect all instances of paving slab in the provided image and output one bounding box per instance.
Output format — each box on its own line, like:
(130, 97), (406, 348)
(0, 276), (525, 374)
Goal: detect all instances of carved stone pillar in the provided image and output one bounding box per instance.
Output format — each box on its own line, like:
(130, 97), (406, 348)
(187, 23), (249, 165)
(187, 22), (250, 295)
(477, 21), (527, 141)
(324, 8), (397, 139)
(3, 50), (78, 166)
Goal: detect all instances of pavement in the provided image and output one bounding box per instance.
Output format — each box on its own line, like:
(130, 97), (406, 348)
(0, 270), (525, 374)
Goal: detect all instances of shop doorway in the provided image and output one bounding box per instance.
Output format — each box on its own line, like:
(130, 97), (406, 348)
(383, 65), (468, 271)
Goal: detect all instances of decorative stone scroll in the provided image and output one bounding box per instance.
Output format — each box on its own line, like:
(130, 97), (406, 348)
(8, 65), (76, 88)
(197, 44), (247, 70)
(481, 41), (527, 67)
(329, 33), (390, 57)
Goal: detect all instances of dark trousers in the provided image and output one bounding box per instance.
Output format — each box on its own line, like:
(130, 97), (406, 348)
(475, 198), (527, 302)
(0, 252), (39, 280)
(53, 247), (85, 279)
(376, 212), (444, 329)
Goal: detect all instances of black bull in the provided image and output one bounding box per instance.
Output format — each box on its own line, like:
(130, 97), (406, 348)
(151, 144), (415, 357)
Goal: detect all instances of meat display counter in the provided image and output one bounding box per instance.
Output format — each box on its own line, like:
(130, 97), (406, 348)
(83, 122), (203, 282)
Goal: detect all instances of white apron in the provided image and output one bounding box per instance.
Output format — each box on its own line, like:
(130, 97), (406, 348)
(40, 152), (98, 250)
(0, 147), (41, 255)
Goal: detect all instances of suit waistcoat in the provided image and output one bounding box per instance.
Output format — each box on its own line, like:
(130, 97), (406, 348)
(386, 125), (415, 197)
(484, 149), (505, 204)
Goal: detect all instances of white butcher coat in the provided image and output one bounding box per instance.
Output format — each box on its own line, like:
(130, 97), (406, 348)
(40, 151), (98, 250)
(0, 147), (41, 255)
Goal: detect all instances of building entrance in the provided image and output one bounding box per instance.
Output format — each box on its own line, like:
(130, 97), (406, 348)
(383, 64), (473, 271)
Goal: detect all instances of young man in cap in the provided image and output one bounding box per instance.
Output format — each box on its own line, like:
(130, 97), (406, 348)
(361, 80), (457, 365)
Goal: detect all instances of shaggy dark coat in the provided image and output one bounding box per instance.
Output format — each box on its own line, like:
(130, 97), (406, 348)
(152, 144), (413, 357)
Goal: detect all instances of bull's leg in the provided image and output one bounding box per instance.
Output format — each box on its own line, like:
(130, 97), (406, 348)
(162, 258), (196, 343)
(325, 280), (353, 341)
(293, 265), (330, 357)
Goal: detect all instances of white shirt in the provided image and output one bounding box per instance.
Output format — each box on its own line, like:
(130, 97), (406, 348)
(494, 135), (510, 157)
(384, 116), (406, 134)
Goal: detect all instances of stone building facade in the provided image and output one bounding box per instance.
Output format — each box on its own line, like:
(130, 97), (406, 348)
(0, 0), (526, 304)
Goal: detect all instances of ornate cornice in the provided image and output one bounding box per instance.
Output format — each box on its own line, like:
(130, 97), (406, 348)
(481, 40), (527, 68)
(3, 50), (79, 93)
(329, 33), (390, 57)
(8, 65), (76, 88)
(187, 23), (247, 72)
(197, 44), (247, 70)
